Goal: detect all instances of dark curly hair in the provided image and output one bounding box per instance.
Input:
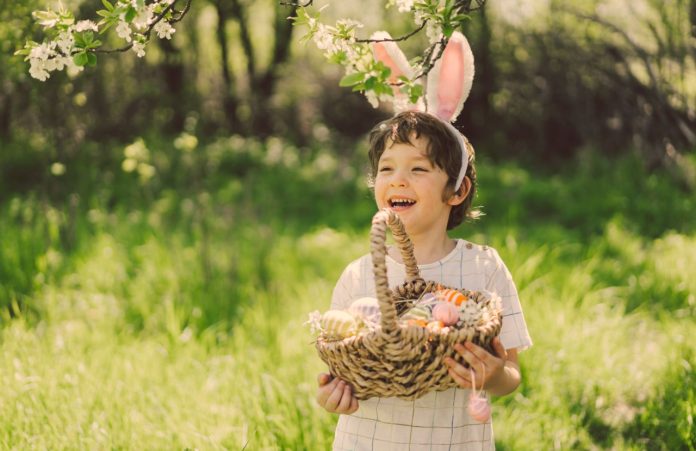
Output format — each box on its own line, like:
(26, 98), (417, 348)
(367, 111), (480, 230)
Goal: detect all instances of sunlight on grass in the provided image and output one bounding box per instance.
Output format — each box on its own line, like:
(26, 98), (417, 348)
(1, 152), (694, 448)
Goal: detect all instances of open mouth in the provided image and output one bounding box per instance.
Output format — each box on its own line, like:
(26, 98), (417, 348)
(388, 197), (416, 210)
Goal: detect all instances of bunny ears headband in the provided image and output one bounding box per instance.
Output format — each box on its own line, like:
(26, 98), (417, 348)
(371, 31), (475, 191)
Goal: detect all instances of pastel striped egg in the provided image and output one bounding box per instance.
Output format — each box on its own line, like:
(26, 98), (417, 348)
(348, 297), (381, 324)
(401, 306), (432, 322)
(436, 289), (468, 306)
(320, 310), (358, 340)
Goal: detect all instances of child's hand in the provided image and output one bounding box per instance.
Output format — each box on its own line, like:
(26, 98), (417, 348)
(444, 337), (508, 390)
(316, 372), (359, 414)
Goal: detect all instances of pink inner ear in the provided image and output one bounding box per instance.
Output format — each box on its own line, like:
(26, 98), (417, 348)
(437, 41), (465, 120)
(373, 43), (404, 84)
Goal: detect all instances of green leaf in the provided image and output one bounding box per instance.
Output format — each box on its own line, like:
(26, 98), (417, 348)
(74, 32), (85, 48)
(101, 0), (114, 11)
(83, 31), (94, 45)
(125, 6), (137, 23)
(380, 66), (392, 79)
(33, 10), (60, 28)
(443, 24), (454, 38)
(86, 52), (97, 67)
(73, 52), (89, 67)
(408, 84), (424, 104)
(339, 72), (364, 87)
(364, 77), (376, 90)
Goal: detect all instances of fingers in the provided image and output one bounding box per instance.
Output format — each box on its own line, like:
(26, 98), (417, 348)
(458, 342), (489, 362)
(337, 383), (354, 412)
(316, 376), (340, 408)
(348, 396), (360, 414)
(317, 372), (332, 386)
(317, 378), (359, 414)
(444, 356), (472, 389)
(324, 380), (346, 411)
(492, 337), (508, 360)
(448, 366), (472, 389)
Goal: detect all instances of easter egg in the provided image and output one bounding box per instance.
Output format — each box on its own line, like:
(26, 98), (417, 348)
(426, 320), (445, 332)
(320, 310), (358, 340)
(432, 301), (459, 326)
(458, 302), (482, 328)
(406, 319), (429, 327)
(348, 297), (381, 324)
(468, 394), (491, 422)
(436, 289), (468, 306)
(401, 306), (432, 322)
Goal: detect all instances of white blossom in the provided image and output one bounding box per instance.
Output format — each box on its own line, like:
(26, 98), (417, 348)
(154, 21), (175, 40)
(29, 43), (52, 60)
(132, 41), (146, 58)
(132, 5), (155, 31)
(75, 20), (98, 32)
(426, 21), (441, 44)
(56, 30), (75, 54)
(395, 0), (415, 12)
(312, 24), (334, 51)
(365, 91), (379, 108)
(116, 21), (132, 42)
(29, 59), (50, 81)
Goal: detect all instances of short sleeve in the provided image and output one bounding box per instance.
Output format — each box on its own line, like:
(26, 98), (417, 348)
(485, 250), (533, 351)
(330, 255), (375, 311)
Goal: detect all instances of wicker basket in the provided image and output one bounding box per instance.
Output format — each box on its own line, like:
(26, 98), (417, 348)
(316, 209), (503, 400)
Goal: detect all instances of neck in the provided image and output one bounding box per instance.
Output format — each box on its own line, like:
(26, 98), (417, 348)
(390, 229), (456, 265)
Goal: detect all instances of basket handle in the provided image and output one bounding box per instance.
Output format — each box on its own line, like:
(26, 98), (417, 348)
(370, 209), (422, 334)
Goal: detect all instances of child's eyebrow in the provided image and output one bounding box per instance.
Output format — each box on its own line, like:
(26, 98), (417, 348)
(379, 155), (431, 163)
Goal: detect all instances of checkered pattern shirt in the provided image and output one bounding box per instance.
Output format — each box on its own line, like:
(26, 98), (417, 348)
(329, 239), (533, 451)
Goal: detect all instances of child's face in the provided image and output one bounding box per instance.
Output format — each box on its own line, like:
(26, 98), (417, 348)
(374, 134), (459, 238)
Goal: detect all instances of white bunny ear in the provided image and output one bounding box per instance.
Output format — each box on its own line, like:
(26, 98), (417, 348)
(426, 31), (475, 123)
(370, 31), (424, 112)
(371, 31), (414, 81)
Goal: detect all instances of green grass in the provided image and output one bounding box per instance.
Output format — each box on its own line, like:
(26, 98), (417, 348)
(1, 137), (694, 449)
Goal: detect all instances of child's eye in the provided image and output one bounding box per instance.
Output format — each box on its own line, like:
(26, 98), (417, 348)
(412, 167), (428, 172)
(378, 166), (392, 172)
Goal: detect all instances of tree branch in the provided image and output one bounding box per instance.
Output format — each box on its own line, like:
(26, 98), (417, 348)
(280, 0), (313, 6)
(355, 21), (427, 43)
(94, 0), (190, 54)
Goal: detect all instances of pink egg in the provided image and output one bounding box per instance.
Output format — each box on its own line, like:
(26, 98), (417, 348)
(468, 393), (491, 422)
(431, 301), (459, 326)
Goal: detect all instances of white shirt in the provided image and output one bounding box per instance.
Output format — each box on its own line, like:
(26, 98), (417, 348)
(329, 239), (533, 451)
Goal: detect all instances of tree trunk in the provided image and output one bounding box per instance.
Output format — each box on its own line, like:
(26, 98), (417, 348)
(215, 0), (240, 131)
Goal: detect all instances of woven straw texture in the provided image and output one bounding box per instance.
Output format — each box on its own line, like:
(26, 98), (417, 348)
(316, 209), (502, 400)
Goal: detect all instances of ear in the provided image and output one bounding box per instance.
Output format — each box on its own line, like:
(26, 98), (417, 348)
(371, 31), (424, 112)
(447, 176), (471, 206)
(426, 31), (475, 122)
(371, 31), (413, 81)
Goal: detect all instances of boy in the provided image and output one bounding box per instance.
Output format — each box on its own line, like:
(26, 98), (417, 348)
(316, 111), (532, 450)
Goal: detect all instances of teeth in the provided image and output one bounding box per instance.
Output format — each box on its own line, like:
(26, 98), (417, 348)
(390, 198), (416, 207)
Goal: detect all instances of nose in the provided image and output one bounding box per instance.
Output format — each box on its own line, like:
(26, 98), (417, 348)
(389, 168), (408, 187)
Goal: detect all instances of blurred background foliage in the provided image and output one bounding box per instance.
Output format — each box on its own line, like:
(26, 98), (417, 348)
(1, 0), (695, 449)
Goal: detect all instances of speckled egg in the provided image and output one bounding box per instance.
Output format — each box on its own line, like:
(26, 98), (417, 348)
(458, 301), (482, 328)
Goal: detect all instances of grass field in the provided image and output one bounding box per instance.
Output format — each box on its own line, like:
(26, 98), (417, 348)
(1, 137), (694, 449)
